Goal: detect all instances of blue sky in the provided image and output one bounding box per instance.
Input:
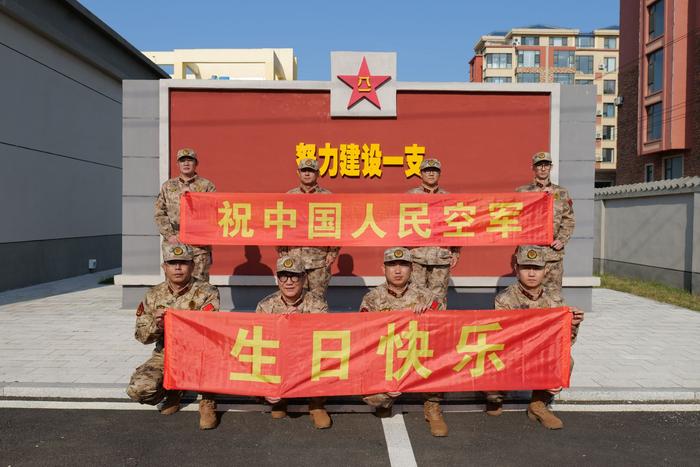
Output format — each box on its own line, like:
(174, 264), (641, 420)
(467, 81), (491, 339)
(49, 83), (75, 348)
(81, 0), (619, 81)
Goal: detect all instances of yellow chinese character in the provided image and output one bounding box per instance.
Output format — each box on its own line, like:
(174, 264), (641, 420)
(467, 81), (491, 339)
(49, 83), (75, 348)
(218, 201), (254, 238)
(378, 321), (433, 381)
(318, 143), (338, 177)
(339, 144), (361, 177)
(404, 144), (425, 177)
(264, 201), (297, 239)
(351, 203), (387, 238)
(230, 325), (281, 383)
(453, 323), (505, 378)
(443, 202), (476, 238)
(309, 203), (342, 239)
(399, 203), (431, 239)
(311, 330), (351, 381)
(295, 142), (316, 165)
(361, 143), (383, 178)
(486, 202), (523, 238)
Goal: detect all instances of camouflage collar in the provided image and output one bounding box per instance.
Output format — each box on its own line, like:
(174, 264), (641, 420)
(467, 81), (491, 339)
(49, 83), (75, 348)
(420, 184), (440, 194)
(534, 178), (551, 188)
(518, 283), (543, 301)
(178, 174), (199, 185)
(167, 278), (194, 297)
(385, 282), (410, 298)
(298, 184), (320, 193)
(280, 290), (305, 307)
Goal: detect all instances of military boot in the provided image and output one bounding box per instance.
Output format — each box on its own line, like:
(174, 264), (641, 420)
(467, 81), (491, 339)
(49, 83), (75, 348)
(159, 390), (182, 416)
(374, 406), (392, 418)
(199, 398), (218, 430)
(271, 400), (287, 419)
(309, 398), (331, 429)
(485, 399), (503, 417)
(527, 390), (563, 430)
(424, 401), (448, 437)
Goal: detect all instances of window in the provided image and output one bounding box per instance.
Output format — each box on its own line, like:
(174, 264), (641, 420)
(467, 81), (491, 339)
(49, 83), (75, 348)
(604, 37), (617, 49)
(517, 72), (540, 83)
(576, 35), (595, 47)
(603, 103), (615, 117)
(549, 37), (568, 46)
(604, 80), (616, 94)
(602, 148), (614, 163)
(521, 36), (539, 45)
(602, 125), (615, 140)
(645, 164), (654, 182)
(663, 156), (683, 180)
(484, 76), (512, 83)
(603, 57), (617, 72)
(575, 55), (593, 74)
(646, 102), (662, 140)
(647, 48), (664, 93)
(517, 50), (540, 67)
(485, 53), (512, 69)
(649, 0), (665, 40)
(553, 51), (574, 68)
(576, 79), (593, 85)
(553, 73), (574, 84)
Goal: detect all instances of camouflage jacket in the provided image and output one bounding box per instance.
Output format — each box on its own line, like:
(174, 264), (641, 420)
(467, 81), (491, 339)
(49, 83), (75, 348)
(255, 290), (329, 314)
(516, 180), (575, 261)
(495, 282), (579, 341)
(154, 175), (216, 254)
(278, 184), (340, 269)
(134, 279), (220, 351)
(406, 185), (460, 265)
(360, 282), (444, 312)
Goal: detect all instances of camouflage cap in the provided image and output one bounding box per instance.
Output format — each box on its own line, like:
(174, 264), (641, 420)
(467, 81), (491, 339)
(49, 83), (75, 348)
(383, 247), (412, 263)
(515, 245), (546, 267)
(532, 151), (552, 165)
(297, 158), (319, 172)
(177, 148), (197, 161)
(420, 158), (442, 171)
(162, 243), (194, 262)
(276, 255), (305, 274)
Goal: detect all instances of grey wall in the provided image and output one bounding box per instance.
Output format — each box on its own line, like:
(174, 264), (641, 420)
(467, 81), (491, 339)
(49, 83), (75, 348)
(594, 186), (700, 293)
(0, 4), (165, 291)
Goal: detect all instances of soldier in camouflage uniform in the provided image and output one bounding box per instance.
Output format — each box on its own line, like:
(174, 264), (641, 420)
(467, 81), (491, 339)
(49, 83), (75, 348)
(126, 243), (221, 430)
(516, 152), (575, 297)
(359, 247), (449, 437)
(406, 158), (460, 307)
(278, 158), (339, 298)
(486, 245), (584, 430)
(256, 255), (332, 429)
(154, 148), (216, 281)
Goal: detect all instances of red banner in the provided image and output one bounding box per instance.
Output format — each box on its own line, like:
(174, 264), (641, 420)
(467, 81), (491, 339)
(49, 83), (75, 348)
(163, 308), (571, 397)
(180, 193), (553, 247)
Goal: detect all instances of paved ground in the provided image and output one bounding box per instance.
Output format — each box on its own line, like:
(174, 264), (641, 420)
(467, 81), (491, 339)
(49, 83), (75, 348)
(0, 272), (699, 401)
(1, 409), (699, 466)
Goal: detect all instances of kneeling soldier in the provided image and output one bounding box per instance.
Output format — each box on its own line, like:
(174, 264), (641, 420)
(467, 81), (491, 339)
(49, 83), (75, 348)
(256, 255), (332, 429)
(126, 244), (221, 430)
(359, 247), (448, 437)
(487, 245), (584, 429)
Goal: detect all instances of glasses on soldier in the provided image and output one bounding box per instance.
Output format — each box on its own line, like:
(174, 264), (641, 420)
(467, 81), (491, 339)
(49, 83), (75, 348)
(277, 273), (302, 283)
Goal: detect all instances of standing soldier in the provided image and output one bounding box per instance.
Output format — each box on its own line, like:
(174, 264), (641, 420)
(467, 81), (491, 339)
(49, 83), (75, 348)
(278, 158), (339, 298)
(516, 151), (575, 296)
(359, 247), (448, 437)
(126, 243), (221, 430)
(154, 147), (216, 281)
(256, 255), (332, 429)
(407, 158), (460, 307)
(486, 245), (584, 429)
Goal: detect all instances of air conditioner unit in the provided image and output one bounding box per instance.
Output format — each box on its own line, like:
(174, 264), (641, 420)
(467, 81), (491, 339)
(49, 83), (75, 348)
(598, 64), (605, 70)
(614, 96), (624, 106)
(511, 38), (520, 46)
(596, 133), (602, 140)
(595, 154), (603, 162)
(596, 111), (603, 117)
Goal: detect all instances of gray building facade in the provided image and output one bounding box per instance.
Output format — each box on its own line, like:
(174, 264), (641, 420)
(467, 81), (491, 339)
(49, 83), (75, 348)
(0, 0), (167, 291)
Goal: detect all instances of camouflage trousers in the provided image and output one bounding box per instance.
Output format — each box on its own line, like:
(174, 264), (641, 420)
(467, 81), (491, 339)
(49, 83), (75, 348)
(193, 252), (211, 282)
(126, 350), (216, 405)
(305, 266), (331, 297)
(411, 263), (450, 307)
(485, 356), (575, 402)
(544, 259), (563, 297)
(362, 392), (443, 409)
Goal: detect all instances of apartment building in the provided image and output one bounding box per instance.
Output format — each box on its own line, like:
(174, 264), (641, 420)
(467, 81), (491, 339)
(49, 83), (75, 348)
(469, 25), (620, 186)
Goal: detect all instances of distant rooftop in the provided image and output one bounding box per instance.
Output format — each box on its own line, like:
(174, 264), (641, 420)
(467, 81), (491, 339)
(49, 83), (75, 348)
(516, 24), (569, 29)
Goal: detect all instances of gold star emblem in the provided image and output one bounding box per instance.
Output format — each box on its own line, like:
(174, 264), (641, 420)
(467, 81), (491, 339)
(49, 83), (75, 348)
(173, 247), (184, 256)
(526, 249), (538, 260)
(394, 249), (404, 258)
(283, 258), (294, 268)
